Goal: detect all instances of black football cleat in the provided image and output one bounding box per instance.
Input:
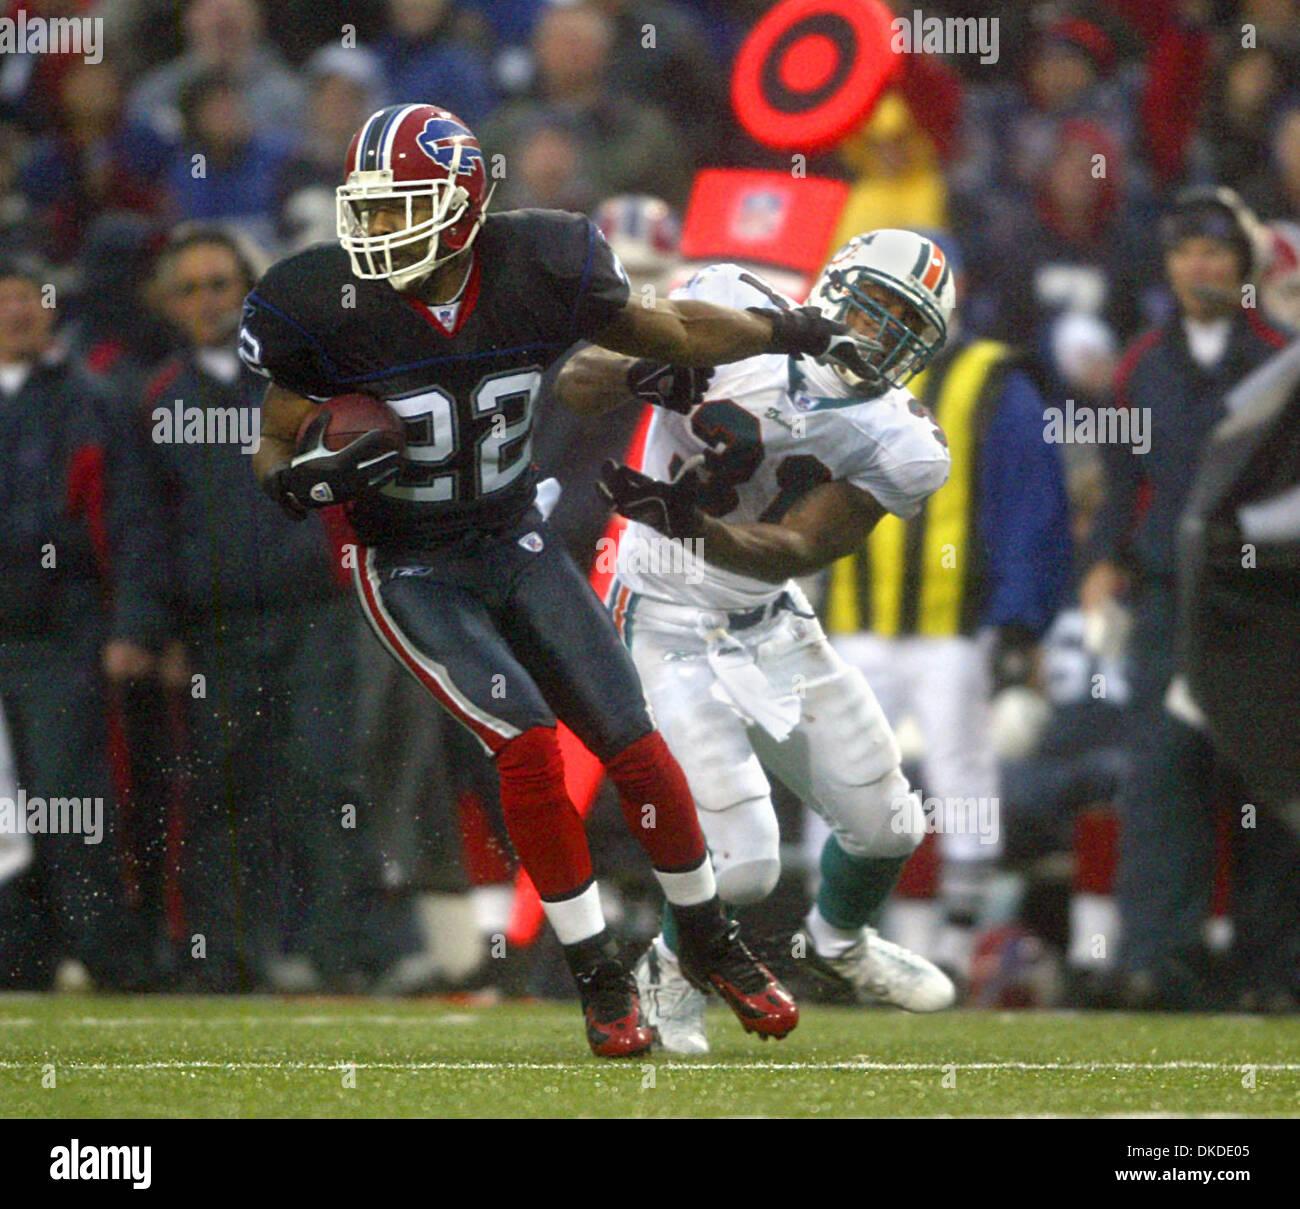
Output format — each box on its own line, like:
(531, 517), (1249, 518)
(573, 958), (655, 1058)
(678, 917), (799, 1041)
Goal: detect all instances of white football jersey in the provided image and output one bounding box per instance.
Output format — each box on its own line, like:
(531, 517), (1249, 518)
(617, 263), (952, 610)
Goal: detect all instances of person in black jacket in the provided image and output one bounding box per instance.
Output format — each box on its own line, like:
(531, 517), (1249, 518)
(0, 255), (147, 988)
(109, 225), (402, 991)
(1080, 187), (1292, 1009)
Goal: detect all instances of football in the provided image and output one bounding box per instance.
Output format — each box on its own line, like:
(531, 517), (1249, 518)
(297, 392), (406, 454)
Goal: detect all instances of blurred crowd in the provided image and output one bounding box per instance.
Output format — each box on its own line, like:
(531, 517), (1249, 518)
(1, 0), (1298, 1010)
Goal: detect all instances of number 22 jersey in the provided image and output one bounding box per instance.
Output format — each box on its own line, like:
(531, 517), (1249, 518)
(617, 263), (952, 611)
(238, 208), (630, 550)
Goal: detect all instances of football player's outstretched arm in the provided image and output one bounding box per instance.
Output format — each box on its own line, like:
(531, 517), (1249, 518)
(592, 299), (773, 367)
(589, 297), (881, 381)
(252, 383), (317, 486)
(697, 480), (887, 583)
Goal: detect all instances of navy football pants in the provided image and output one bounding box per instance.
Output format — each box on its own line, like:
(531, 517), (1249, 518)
(353, 510), (652, 761)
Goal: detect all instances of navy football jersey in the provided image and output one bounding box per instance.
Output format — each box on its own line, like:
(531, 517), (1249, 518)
(238, 209), (630, 547)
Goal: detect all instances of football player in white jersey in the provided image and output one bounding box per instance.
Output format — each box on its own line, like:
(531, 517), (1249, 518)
(555, 230), (960, 1052)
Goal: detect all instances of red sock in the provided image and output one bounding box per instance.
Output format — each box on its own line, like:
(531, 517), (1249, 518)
(604, 730), (707, 872)
(496, 727), (592, 899)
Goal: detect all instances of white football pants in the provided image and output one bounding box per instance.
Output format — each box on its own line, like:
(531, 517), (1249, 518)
(621, 584), (924, 907)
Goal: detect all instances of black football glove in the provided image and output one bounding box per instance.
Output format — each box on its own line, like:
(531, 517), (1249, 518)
(625, 360), (713, 414)
(262, 463), (309, 520)
(750, 305), (884, 384)
(597, 458), (706, 540)
(265, 411), (400, 517)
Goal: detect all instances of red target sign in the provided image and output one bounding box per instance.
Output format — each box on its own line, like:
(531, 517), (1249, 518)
(731, 0), (898, 153)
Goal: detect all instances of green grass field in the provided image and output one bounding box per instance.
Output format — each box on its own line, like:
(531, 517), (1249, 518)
(1, 995), (1297, 1118)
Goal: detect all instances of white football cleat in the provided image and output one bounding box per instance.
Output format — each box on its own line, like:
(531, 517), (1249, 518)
(805, 926), (956, 1012)
(635, 938), (710, 1054)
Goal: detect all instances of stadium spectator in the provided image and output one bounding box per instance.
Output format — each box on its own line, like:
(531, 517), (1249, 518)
(0, 254), (148, 990)
(126, 0), (306, 142)
(0, 0), (105, 135)
(20, 60), (169, 264)
(110, 226), (398, 991)
(375, 0), (496, 126)
(482, 2), (691, 211)
(591, 0), (728, 162)
(515, 119), (600, 212)
(831, 93), (950, 249)
(956, 16), (1133, 207)
(1080, 187), (1291, 1009)
(64, 211), (173, 405)
(962, 119), (1156, 394)
(165, 69), (291, 251)
(1192, 40), (1290, 193)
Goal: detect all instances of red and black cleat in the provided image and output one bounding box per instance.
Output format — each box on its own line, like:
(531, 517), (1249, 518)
(679, 919), (799, 1040)
(574, 959), (655, 1058)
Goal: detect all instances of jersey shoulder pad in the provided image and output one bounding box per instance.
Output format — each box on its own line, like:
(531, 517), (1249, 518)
(671, 262), (795, 312)
(839, 385), (951, 519)
(239, 244), (350, 399)
(252, 242), (352, 313)
(483, 209), (593, 277)
(485, 208), (630, 338)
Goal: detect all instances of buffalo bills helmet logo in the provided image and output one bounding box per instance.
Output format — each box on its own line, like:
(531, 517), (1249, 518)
(416, 116), (484, 176)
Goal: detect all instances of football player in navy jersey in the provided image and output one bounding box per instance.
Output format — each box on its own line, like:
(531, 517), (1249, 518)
(240, 104), (879, 1056)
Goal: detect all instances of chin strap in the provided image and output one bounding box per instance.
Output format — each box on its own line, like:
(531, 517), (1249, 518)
(384, 179), (498, 293)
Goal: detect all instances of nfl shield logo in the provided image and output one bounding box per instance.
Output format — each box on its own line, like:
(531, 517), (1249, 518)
(518, 531), (544, 553)
(731, 190), (787, 241)
(793, 393), (816, 413)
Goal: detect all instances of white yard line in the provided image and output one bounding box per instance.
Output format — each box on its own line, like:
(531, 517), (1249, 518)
(0, 1059), (1295, 1073)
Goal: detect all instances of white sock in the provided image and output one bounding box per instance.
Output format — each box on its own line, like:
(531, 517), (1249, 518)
(541, 882), (606, 946)
(654, 857), (716, 907)
(805, 904), (861, 959)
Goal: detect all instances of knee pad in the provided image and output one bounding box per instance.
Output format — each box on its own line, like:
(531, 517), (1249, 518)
(716, 857), (781, 906)
(695, 794), (780, 903)
(827, 768), (925, 861)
